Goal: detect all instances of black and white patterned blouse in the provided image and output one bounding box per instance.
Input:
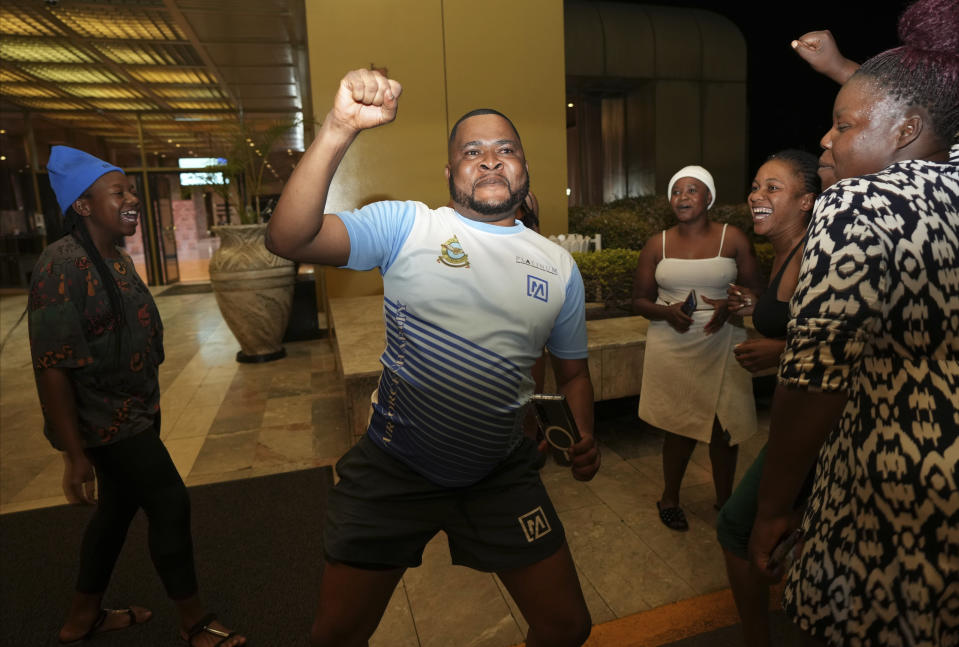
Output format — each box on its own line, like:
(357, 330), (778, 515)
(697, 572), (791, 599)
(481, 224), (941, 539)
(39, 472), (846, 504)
(779, 144), (959, 646)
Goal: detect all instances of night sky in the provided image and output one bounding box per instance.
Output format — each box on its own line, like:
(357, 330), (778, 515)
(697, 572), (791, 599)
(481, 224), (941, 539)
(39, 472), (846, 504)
(601, 0), (905, 178)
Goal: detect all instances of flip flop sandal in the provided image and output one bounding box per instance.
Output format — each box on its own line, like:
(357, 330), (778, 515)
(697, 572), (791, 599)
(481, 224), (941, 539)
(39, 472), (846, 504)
(182, 613), (239, 646)
(657, 501), (689, 531)
(59, 608), (143, 644)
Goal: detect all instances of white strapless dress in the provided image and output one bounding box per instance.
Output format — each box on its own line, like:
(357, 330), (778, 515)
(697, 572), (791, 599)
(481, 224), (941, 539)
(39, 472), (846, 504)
(638, 228), (757, 444)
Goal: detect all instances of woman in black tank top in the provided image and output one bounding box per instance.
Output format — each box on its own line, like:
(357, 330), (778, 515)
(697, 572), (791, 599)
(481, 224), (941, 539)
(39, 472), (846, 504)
(718, 149), (821, 647)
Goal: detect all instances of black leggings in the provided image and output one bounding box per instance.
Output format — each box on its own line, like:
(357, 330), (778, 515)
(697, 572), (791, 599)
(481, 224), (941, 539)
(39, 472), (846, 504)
(77, 421), (198, 599)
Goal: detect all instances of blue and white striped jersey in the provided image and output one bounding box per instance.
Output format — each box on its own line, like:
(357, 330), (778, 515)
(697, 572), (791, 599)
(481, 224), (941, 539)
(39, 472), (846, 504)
(337, 200), (587, 486)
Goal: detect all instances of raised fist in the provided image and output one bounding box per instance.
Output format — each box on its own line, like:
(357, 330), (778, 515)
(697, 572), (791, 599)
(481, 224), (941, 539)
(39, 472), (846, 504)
(791, 30), (858, 84)
(330, 68), (403, 133)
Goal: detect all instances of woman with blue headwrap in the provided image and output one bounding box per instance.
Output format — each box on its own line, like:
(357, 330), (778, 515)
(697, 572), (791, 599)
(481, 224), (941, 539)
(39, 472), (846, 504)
(29, 146), (245, 646)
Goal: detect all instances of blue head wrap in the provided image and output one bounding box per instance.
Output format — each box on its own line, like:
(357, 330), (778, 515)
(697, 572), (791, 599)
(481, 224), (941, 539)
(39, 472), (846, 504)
(47, 146), (124, 214)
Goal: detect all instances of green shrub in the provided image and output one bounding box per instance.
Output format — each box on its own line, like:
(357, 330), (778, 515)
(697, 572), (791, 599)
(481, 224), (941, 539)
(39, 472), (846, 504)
(754, 242), (774, 282)
(570, 196), (756, 251)
(569, 197), (774, 296)
(572, 248), (640, 307)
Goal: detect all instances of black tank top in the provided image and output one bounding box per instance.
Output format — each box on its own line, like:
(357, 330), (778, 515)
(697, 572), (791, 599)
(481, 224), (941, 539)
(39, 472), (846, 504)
(752, 240), (803, 339)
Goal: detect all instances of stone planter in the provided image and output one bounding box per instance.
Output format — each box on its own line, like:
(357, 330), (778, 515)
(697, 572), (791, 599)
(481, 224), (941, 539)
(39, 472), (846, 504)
(209, 224), (295, 362)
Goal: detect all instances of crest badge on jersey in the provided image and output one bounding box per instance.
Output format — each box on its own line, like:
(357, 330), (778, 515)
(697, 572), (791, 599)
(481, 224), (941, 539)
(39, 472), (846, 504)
(437, 235), (470, 268)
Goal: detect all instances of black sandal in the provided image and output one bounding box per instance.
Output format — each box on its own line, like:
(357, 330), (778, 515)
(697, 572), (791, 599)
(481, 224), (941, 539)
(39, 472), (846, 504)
(657, 501), (689, 531)
(182, 613), (239, 646)
(59, 608), (143, 644)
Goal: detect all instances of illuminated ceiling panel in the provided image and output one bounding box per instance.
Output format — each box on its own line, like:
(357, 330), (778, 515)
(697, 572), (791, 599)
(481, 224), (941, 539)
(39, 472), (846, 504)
(127, 68), (214, 84)
(90, 100), (159, 111)
(0, 9), (61, 37)
(0, 0), (309, 165)
(0, 69), (31, 83)
(153, 86), (225, 100)
(16, 98), (89, 111)
(33, 113), (103, 122)
(167, 100), (232, 111)
(0, 37), (94, 64)
(61, 85), (145, 100)
(53, 7), (183, 41)
(92, 42), (202, 67)
(0, 85), (59, 98)
(22, 65), (123, 84)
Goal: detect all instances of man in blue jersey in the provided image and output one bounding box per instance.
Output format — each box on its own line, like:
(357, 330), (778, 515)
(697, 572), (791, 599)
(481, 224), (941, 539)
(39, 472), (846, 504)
(268, 68), (600, 647)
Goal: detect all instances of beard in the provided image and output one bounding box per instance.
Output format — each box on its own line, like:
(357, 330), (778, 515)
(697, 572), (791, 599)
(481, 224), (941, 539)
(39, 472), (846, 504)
(449, 174), (530, 217)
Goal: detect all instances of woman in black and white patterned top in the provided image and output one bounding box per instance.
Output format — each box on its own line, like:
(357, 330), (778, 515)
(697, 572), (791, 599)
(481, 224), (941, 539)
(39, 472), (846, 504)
(750, 0), (959, 645)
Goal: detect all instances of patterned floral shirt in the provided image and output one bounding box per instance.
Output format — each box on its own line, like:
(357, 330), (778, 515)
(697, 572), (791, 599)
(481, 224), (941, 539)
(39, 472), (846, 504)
(28, 235), (164, 450)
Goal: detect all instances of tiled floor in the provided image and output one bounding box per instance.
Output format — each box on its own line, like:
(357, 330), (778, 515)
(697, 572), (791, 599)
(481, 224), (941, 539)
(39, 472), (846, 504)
(0, 287), (771, 647)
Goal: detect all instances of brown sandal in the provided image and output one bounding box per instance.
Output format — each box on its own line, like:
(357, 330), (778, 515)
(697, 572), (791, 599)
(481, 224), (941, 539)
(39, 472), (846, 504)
(59, 607), (145, 644)
(182, 613), (240, 646)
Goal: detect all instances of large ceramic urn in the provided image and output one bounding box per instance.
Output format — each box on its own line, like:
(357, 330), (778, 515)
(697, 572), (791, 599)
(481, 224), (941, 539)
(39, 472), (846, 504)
(209, 224), (295, 362)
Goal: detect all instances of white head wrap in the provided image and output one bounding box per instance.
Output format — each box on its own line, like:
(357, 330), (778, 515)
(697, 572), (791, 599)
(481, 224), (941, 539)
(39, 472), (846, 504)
(667, 165), (716, 209)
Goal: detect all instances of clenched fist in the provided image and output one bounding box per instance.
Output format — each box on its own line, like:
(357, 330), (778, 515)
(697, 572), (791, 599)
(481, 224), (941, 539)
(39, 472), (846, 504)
(329, 68), (403, 134)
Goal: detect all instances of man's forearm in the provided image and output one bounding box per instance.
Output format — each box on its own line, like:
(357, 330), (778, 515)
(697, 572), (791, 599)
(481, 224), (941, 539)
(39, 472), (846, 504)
(266, 116), (358, 259)
(757, 384), (847, 517)
(557, 370), (594, 439)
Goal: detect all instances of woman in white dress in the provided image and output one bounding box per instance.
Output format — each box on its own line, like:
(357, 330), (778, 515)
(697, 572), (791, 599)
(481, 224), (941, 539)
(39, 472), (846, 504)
(632, 166), (762, 531)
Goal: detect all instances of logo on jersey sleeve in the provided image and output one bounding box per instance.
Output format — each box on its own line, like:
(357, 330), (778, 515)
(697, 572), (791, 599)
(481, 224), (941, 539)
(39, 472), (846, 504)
(437, 235), (470, 268)
(527, 275), (548, 302)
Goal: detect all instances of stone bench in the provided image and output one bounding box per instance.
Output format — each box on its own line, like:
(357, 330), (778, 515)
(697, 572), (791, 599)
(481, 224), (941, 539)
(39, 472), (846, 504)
(328, 295), (653, 446)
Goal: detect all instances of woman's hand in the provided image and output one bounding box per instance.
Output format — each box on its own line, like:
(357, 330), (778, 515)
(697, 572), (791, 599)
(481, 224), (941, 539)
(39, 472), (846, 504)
(733, 338), (787, 373)
(791, 30), (860, 85)
(727, 283), (758, 315)
(701, 295), (730, 334)
(663, 303), (693, 333)
(61, 452), (96, 505)
(749, 511), (801, 583)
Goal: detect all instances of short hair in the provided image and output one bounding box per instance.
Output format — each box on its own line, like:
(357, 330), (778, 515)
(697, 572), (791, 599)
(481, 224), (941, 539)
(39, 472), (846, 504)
(767, 149), (822, 196)
(853, 0), (959, 145)
(448, 108), (523, 150)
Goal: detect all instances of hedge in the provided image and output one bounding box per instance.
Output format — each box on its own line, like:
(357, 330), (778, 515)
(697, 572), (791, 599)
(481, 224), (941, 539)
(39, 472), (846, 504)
(568, 196), (775, 307)
(572, 244), (774, 309)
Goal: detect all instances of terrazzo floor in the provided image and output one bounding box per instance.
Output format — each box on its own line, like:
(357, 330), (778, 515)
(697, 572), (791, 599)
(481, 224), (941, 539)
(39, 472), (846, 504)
(0, 286), (772, 647)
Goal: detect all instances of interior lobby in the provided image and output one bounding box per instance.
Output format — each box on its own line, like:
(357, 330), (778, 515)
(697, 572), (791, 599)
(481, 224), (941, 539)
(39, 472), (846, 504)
(0, 1), (791, 645)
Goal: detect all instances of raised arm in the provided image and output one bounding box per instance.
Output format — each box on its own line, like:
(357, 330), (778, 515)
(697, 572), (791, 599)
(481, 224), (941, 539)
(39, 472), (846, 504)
(266, 68), (403, 265)
(791, 30), (860, 85)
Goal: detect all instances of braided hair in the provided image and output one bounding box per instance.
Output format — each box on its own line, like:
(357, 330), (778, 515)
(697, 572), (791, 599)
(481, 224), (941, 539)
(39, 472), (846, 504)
(767, 149), (822, 196)
(62, 200), (127, 342)
(854, 0), (959, 145)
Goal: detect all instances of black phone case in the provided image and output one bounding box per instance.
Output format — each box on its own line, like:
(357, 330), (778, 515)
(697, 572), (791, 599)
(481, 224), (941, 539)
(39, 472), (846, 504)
(681, 289), (697, 316)
(530, 394), (582, 446)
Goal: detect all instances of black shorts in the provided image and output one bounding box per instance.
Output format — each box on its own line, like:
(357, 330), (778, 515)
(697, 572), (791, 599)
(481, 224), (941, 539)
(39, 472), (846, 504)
(324, 434), (565, 572)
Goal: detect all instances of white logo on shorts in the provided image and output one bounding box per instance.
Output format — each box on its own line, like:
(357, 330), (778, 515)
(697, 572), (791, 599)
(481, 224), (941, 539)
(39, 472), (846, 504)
(518, 507), (552, 542)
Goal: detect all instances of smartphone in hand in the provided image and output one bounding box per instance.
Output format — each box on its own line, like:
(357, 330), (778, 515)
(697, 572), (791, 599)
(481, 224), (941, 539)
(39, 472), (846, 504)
(530, 394), (582, 466)
(680, 289), (698, 316)
(767, 528), (803, 572)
